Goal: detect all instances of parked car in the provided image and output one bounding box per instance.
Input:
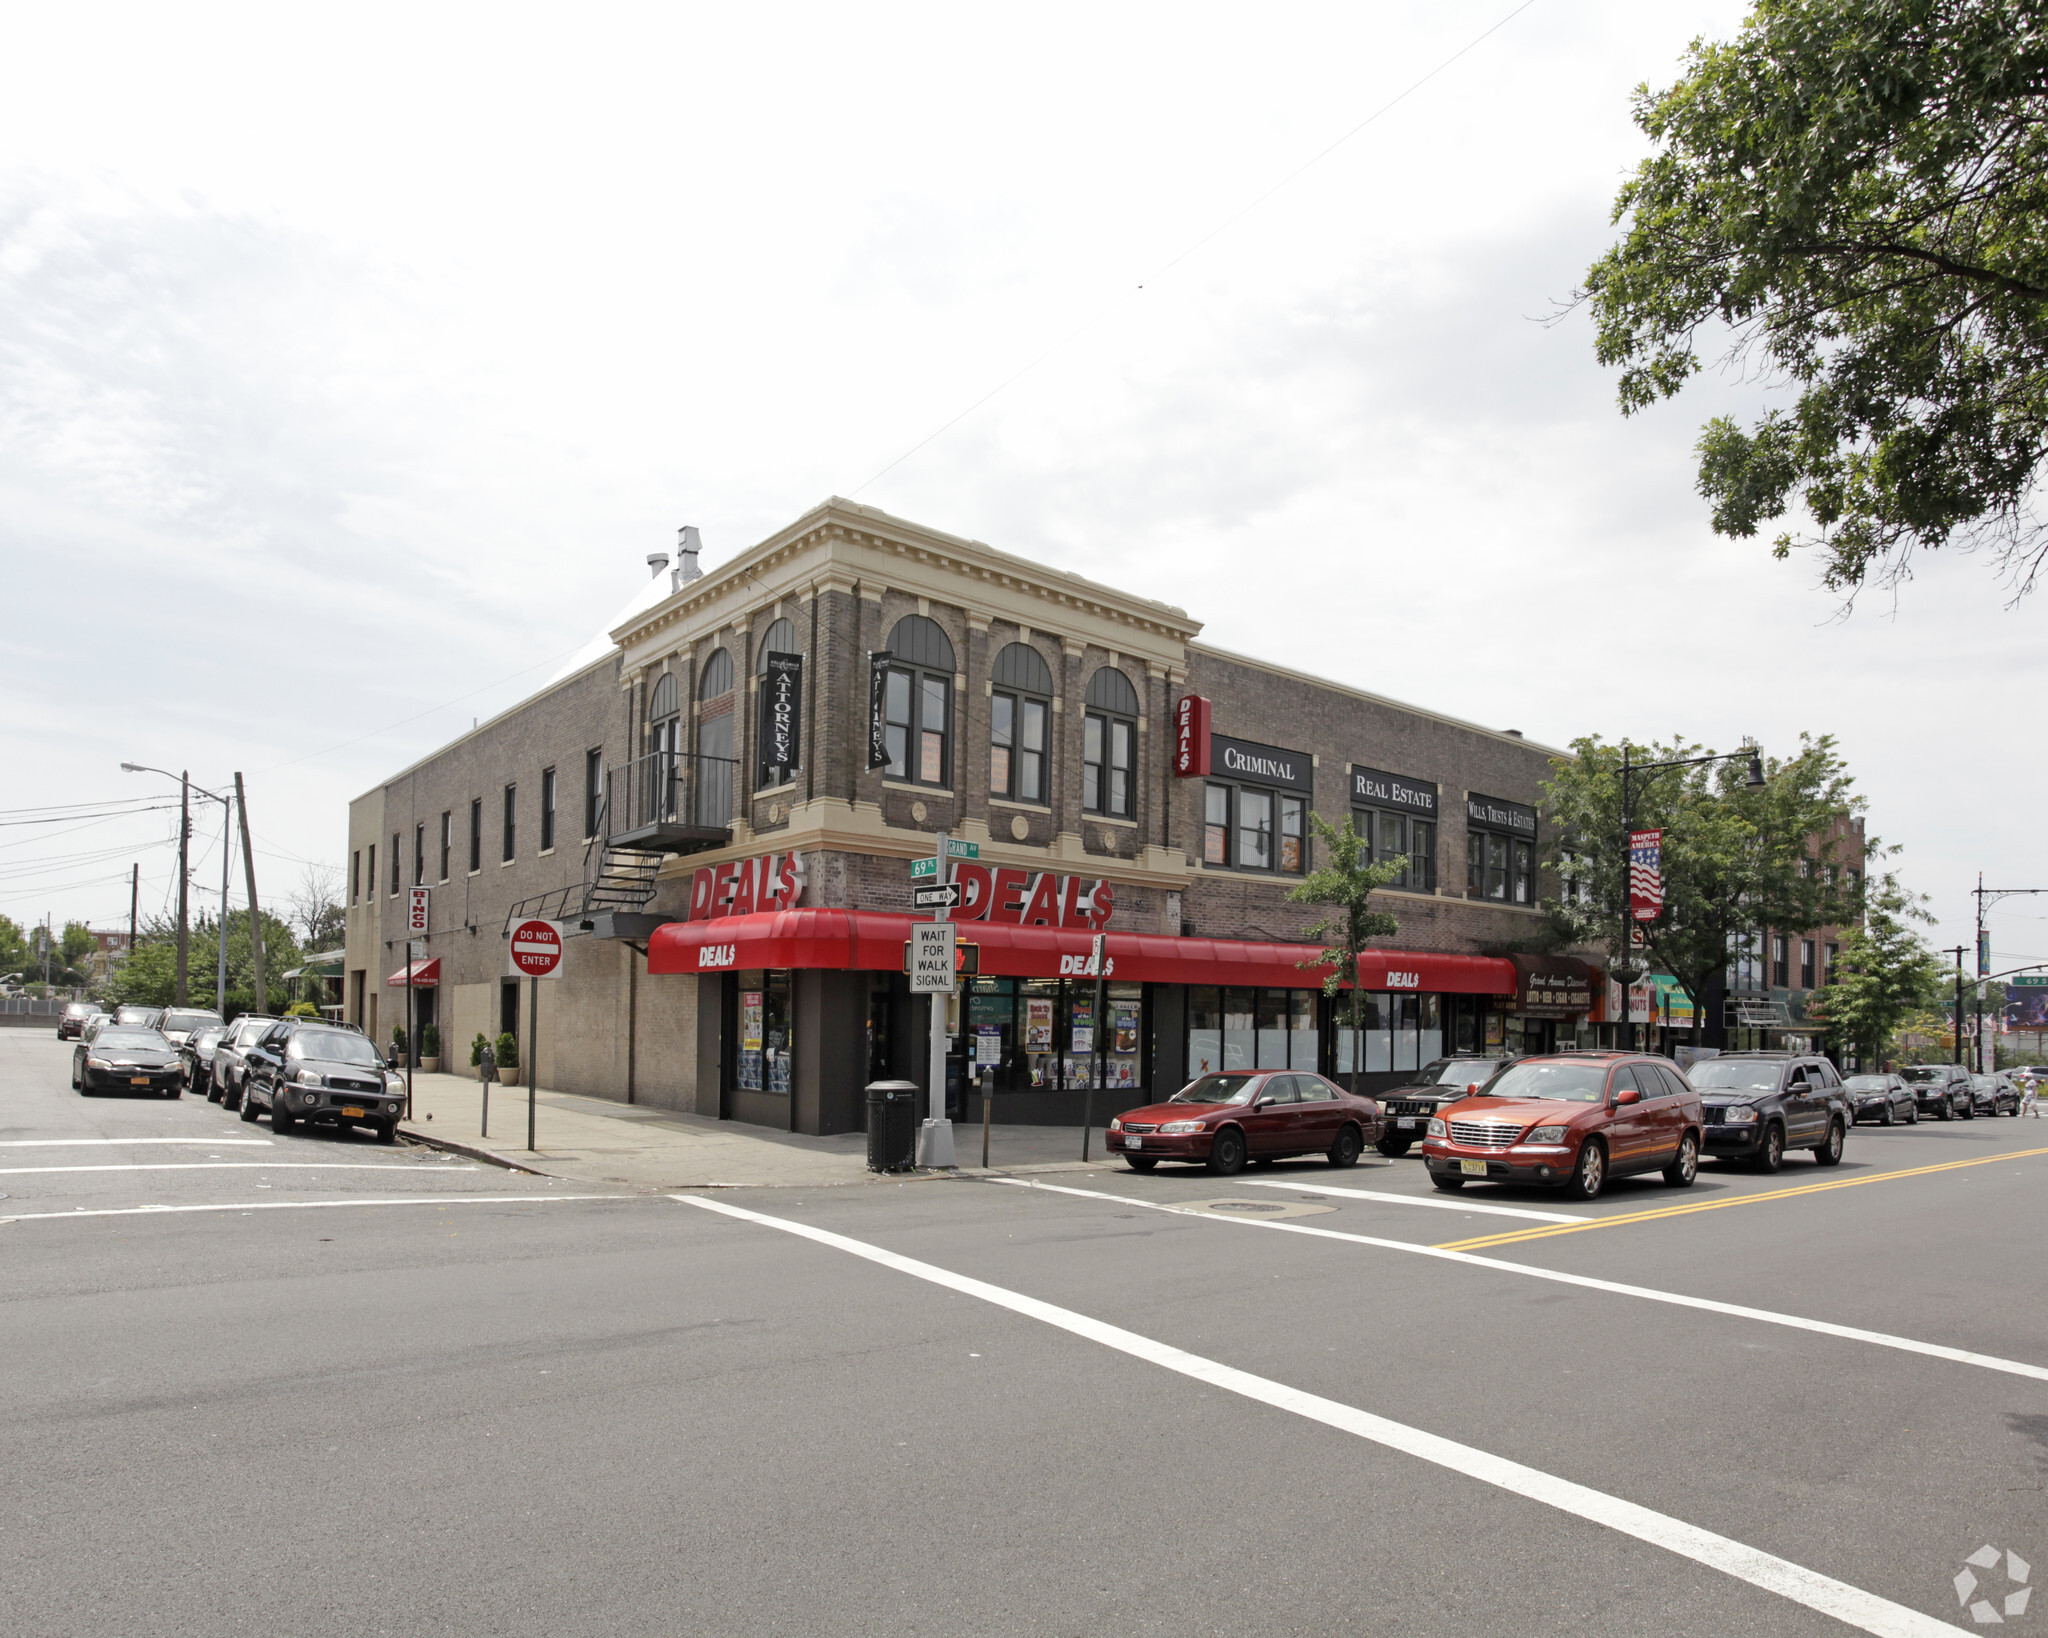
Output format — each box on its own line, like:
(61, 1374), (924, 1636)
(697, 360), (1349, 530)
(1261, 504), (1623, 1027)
(210, 1014), (281, 1109)
(56, 1001), (95, 1040)
(113, 1005), (163, 1028)
(241, 1020), (408, 1142)
(156, 1007), (224, 1048)
(1419, 1052), (1703, 1200)
(79, 1012), (114, 1043)
(73, 1026), (183, 1097)
(1108, 1070), (1382, 1174)
(1373, 1055), (1515, 1156)
(1971, 1074), (2022, 1117)
(179, 1025), (228, 1096)
(1843, 1072), (1917, 1126)
(1687, 1051), (1849, 1171)
(1898, 1063), (1975, 1120)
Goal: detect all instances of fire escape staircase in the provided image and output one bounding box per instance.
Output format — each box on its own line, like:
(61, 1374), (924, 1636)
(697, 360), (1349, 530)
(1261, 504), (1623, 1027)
(504, 752), (735, 942)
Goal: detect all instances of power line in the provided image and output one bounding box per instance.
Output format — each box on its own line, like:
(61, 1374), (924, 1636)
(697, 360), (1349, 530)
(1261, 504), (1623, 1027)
(850, 0), (1540, 496)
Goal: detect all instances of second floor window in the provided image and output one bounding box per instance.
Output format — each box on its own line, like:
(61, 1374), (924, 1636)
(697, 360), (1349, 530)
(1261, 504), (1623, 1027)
(367, 845), (376, 903)
(1083, 666), (1139, 818)
(390, 833), (400, 895)
(1204, 780), (1304, 873)
(414, 823), (425, 886)
(1466, 830), (1532, 904)
(439, 811), (451, 881)
(351, 850), (360, 905)
(502, 785), (516, 862)
(989, 641), (1052, 803)
(468, 799), (482, 873)
(1800, 939), (1816, 989)
(540, 767), (557, 852)
(585, 748), (604, 838)
(882, 614), (954, 788)
(1771, 934), (1789, 988)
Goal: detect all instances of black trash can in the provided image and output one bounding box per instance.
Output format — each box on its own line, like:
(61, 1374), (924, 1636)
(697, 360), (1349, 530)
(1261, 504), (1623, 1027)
(866, 1081), (920, 1173)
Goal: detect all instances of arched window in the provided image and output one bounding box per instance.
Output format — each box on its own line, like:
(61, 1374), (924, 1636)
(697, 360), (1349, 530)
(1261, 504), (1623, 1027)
(990, 642), (1053, 803)
(1083, 666), (1139, 818)
(881, 615), (956, 787)
(759, 618), (798, 668)
(646, 670), (682, 822)
(757, 618), (801, 787)
(696, 649), (735, 825)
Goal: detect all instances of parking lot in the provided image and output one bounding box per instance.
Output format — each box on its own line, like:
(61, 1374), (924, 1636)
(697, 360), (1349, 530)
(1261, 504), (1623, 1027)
(4, 1027), (2042, 1637)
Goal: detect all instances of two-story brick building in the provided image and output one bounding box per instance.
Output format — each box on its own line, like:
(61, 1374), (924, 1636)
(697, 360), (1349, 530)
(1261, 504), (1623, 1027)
(344, 498), (1602, 1135)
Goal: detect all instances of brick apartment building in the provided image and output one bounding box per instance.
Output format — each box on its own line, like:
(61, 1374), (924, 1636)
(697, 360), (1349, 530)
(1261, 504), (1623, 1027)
(344, 498), (1606, 1135)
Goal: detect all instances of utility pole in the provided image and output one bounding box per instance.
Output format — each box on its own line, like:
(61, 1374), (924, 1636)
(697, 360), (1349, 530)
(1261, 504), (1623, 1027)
(174, 770), (191, 1007)
(234, 773), (265, 1013)
(1969, 883), (2048, 1073)
(127, 864), (138, 972)
(214, 791), (230, 1016)
(1945, 947), (1967, 1066)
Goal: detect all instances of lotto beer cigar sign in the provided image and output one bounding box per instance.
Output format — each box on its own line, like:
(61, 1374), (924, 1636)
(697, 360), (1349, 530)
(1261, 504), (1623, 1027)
(509, 919), (564, 979)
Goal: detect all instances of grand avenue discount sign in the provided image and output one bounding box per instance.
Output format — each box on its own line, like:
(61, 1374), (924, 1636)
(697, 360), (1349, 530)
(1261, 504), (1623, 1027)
(509, 919), (564, 979)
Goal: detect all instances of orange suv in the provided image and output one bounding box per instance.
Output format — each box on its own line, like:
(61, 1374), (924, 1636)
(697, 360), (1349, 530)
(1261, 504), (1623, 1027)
(1419, 1052), (1703, 1202)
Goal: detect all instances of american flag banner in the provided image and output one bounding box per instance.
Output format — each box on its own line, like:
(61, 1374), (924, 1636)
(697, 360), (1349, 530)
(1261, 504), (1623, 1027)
(1629, 829), (1664, 922)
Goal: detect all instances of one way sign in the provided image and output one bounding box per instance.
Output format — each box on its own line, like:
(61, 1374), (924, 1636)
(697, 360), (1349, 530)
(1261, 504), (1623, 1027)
(911, 883), (962, 911)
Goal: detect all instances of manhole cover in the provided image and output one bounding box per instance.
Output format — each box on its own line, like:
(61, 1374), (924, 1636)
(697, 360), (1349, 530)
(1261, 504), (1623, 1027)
(1177, 1197), (1336, 1221)
(1208, 1201), (1284, 1213)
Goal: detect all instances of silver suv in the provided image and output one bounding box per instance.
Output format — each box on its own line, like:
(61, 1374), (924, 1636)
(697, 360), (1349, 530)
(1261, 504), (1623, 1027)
(210, 1015), (279, 1110)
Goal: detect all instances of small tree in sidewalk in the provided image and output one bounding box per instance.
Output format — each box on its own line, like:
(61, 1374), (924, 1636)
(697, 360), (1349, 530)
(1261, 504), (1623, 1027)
(1804, 875), (1941, 1067)
(1288, 812), (1406, 1095)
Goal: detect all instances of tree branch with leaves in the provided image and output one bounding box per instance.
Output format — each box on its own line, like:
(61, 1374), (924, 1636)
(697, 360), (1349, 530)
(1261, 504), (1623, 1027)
(1288, 812), (1406, 1094)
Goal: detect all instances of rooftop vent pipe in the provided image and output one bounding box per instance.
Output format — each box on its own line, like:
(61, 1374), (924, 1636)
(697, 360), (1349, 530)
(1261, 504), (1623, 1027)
(646, 549), (670, 579)
(672, 525), (703, 590)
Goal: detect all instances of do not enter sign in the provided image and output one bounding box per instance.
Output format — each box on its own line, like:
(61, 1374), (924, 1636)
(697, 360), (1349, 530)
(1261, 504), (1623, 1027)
(510, 919), (564, 979)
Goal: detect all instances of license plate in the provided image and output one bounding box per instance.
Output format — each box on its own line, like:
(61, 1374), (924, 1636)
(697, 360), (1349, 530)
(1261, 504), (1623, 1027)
(130, 1077), (149, 1085)
(1125, 1135), (1139, 1148)
(342, 1106), (366, 1118)
(1459, 1159), (1488, 1177)
(1400, 1117), (1420, 1129)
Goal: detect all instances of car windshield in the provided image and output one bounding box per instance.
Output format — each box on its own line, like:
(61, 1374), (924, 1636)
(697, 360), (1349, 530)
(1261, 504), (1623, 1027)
(97, 1029), (168, 1052)
(115, 1008), (155, 1023)
(1425, 1059), (1502, 1085)
(1843, 1076), (1891, 1090)
(1482, 1062), (1610, 1103)
(1972, 1077), (1999, 1090)
(1899, 1067), (1948, 1084)
(191, 1027), (226, 1048)
(1170, 1073), (1262, 1105)
(64, 1003), (92, 1017)
(288, 1030), (383, 1066)
(1689, 1061), (1784, 1092)
(161, 1010), (222, 1033)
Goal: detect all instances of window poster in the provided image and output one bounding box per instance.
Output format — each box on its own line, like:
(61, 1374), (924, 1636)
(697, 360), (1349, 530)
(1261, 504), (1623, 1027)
(1070, 1025), (1093, 1056)
(1112, 1001), (1139, 1054)
(1070, 995), (1093, 1055)
(1484, 1012), (1504, 1049)
(976, 1026), (1003, 1067)
(739, 991), (765, 1091)
(1025, 1000), (1054, 1049)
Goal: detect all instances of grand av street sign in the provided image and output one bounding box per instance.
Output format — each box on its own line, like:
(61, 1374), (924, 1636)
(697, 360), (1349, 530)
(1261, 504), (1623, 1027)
(910, 840), (980, 880)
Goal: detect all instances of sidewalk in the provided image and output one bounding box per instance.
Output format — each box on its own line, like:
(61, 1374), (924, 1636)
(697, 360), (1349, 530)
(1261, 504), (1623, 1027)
(396, 1067), (1126, 1189)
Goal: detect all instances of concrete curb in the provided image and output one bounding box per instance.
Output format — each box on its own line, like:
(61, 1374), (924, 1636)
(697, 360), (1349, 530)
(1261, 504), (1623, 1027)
(398, 1124), (565, 1178)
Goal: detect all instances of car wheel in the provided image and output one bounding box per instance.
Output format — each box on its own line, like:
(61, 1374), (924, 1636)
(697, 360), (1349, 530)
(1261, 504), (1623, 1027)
(163, 1084), (179, 1099)
(1754, 1124), (1786, 1172)
(375, 1121), (398, 1146)
(1908, 1104), (1919, 1124)
(1662, 1133), (1699, 1188)
(1964, 1102), (1976, 1119)
(239, 1092), (260, 1123)
(1814, 1119), (1845, 1166)
(1205, 1127), (1247, 1176)
(271, 1103), (294, 1134)
(1123, 1155), (1158, 1172)
(1565, 1140), (1606, 1201)
(1939, 1100), (1953, 1121)
(1881, 1105), (1893, 1126)
(1328, 1124), (1363, 1168)
(1375, 1136), (1413, 1158)
(1429, 1172), (1466, 1192)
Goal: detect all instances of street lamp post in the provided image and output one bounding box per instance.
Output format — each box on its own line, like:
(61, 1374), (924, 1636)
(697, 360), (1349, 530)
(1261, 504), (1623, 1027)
(1943, 947), (1968, 1067)
(123, 764), (232, 1016)
(1614, 742), (1766, 1052)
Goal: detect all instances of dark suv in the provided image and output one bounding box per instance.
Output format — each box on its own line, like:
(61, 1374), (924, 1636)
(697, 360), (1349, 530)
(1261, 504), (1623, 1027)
(1689, 1052), (1849, 1171)
(1899, 1063), (1974, 1120)
(242, 1019), (405, 1142)
(1374, 1055), (1515, 1156)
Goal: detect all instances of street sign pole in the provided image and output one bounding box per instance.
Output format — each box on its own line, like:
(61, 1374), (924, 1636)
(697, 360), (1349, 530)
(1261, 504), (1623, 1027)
(528, 974), (538, 1152)
(916, 831), (957, 1168)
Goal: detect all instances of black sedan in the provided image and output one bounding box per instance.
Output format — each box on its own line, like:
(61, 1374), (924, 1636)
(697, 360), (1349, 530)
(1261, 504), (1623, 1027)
(1843, 1073), (1917, 1126)
(1972, 1075), (2021, 1117)
(73, 1027), (184, 1097)
(180, 1025), (228, 1096)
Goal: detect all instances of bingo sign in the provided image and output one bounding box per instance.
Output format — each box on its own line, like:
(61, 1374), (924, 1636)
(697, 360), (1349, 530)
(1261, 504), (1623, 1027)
(509, 919), (564, 980)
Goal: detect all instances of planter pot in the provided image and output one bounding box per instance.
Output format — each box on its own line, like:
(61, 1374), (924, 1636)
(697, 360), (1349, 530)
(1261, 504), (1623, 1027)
(498, 1065), (522, 1085)
(420, 1057), (441, 1074)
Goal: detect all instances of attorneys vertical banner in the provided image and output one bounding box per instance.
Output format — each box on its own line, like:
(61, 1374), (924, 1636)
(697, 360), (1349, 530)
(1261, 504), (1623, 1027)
(759, 651), (803, 779)
(867, 653), (892, 769)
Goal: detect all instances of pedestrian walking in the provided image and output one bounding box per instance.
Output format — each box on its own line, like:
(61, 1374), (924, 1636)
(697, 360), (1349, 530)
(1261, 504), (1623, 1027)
(2022, 1071), (2040, 1119)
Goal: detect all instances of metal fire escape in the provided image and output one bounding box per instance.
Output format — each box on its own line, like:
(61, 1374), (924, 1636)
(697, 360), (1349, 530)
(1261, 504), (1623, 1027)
(505, 751), (735, 939)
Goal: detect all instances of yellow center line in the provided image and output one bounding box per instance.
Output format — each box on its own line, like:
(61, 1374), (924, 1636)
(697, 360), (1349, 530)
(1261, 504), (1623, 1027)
(1434, 1144), (2048, 1252)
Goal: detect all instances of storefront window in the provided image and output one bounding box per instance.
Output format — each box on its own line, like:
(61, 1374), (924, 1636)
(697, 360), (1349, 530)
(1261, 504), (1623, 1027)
(1334, 993), (1444, 1075)
(736, 971), (793, 1095)
(1188, 986), (1320, 1077)
(966, 976), (1142, 1092)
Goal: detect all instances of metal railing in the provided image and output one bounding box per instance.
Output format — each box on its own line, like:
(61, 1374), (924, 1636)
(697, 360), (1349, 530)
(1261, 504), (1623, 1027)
(608, 749), (739, 836)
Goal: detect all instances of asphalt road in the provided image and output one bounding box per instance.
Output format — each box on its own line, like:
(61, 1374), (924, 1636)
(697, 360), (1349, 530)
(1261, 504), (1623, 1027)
(4, 1028), (2043, 1637)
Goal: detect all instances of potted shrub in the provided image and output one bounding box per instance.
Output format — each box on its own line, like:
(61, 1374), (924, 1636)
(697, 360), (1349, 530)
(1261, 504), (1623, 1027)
(391, 1022), (408, 1068)
(470, 1033), (489, 1074)
(420, 1023), (441, 1074)
(495, 1030), (520, 1085)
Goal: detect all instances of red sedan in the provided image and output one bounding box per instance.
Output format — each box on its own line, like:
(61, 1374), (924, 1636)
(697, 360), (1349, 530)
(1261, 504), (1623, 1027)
(1108, 1070), (1383, 1174)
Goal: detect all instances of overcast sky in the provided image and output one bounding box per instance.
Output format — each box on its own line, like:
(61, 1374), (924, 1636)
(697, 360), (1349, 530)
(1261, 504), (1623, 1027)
(4, 0), (2041, 973)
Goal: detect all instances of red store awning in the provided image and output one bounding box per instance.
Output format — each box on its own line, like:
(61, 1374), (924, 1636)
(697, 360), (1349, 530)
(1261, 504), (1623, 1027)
(646, 909), (1517, 994)
(384, 958), (441, 988)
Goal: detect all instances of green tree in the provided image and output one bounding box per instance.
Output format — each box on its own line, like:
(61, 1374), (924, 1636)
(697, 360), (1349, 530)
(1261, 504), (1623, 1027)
(111, 909), (303, 1015)
(1542, 734), (1869, 1041)
(0, 914), (30, 978)
(1583, 0), (2048, 601)
(1287, 812), (1406, 1094)
(1804, 876), (1943, 1062)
